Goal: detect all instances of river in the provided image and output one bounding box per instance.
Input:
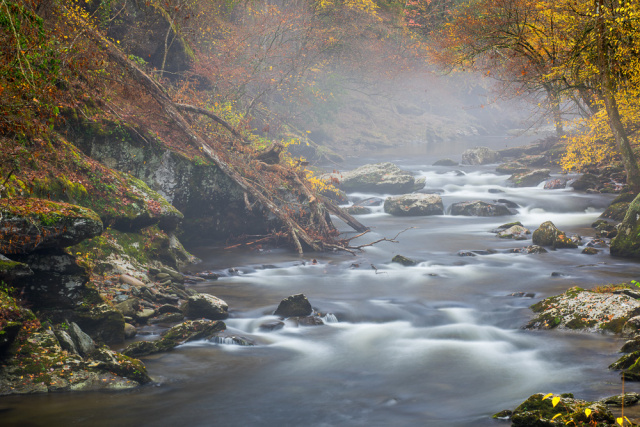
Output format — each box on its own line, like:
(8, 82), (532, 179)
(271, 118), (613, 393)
(3, 143), (640, 426)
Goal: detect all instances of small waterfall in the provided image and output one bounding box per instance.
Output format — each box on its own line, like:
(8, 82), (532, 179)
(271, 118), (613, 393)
(209, 336), (253, 346)
(323, 313), (339, 323)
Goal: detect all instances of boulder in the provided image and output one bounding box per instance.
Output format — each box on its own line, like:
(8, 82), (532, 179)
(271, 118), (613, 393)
(124, 323), (137, 339)
(0, 254), (33, 282)
(544, 178), (567, 190)
(495, 162), (529, 175)
(274, 294), (313, 317)
(68, 322), (96, 356)
(512, 245), (548, 254)
(503, 393), (614, 427)
(384, 194), (444, 216)
(345, 206), (372, 215)
(122, 319), (226, 357)
(181, 294), (229, 320)
(391, 255), (418, 266)
(449, 200), (512, 217)
(526, 287), (640, 332)
(0, 198), (102, 254)
(508, 169), (551, 187)
(497, 225), (530, 240)
(611, 192), (640, 258)
(324, 162), (423, 194)
(432, 158), (458, 166)
(461, 146), (500, 165)
(591, 219), (618, 239)
(532, 221), (578, 249)
(570, 173), (603, 191)
(601, 192), (636, 221)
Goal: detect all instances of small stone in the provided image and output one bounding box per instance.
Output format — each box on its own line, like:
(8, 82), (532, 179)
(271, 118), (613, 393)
(391, 255), (418, 266)
(156, 273), (171, 280)
(120, 274), (146, 288)
(274, 294), (313, 317)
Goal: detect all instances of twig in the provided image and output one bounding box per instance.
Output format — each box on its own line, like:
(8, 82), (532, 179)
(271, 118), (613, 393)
(347, 227), (416, 250)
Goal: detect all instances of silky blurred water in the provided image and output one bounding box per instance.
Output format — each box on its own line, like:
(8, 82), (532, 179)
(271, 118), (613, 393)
(3, 157), (640, 427)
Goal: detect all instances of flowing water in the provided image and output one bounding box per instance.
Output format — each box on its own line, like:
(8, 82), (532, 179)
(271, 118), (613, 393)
(4, 147), (640, 426)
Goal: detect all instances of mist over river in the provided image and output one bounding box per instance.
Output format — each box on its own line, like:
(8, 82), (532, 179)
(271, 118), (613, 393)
(4, 143), (640, 427)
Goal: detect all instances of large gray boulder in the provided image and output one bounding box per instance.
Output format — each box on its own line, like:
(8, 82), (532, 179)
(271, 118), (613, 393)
(384, 194), (444, 216)
(325, 163), (424, 194)
(449, 200), (513, 216)
(181, 294), (229, 320)
(461, 147), (500, 165)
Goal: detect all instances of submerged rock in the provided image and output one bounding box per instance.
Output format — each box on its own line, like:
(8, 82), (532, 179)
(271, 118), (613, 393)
(532, 221), (578, 249)
(324, 162), (424, 194)
(274, 294), (313, 317)
(525, 287), (640, 333)
(384, 194), (444, 216)
(449, 200), (512, 217)
(433, 158), (458, 166)
(461, 146), (500, 165)
(391, 255), (418, 266)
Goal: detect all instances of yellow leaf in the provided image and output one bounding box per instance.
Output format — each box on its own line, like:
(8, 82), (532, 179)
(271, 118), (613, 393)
(552, 413), (562, 420)
(542, 393), (553, 401)
(585, 408), (592, 417)
(552, 396), (560, 407)
(617, 417), (624, 426)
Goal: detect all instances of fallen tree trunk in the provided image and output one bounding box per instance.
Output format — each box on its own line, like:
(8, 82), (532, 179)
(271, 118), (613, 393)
(81, 22), (365, 253)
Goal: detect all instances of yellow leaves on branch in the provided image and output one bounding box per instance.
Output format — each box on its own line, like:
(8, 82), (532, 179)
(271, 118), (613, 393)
(315, 0), (380, 18)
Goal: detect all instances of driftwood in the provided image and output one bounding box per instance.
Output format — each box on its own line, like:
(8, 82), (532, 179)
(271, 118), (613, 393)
(81, 21), (368, 254)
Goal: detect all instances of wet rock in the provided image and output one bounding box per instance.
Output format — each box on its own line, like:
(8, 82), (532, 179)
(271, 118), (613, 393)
(148, 312), (184, 324)
(570, 173), (603, 191)
(526, 287), (640, 332)
(54, 329), (78, 354)
(115, 298), (140, 318)
(288, 315), (324, 327)
(592, 219), (618, 239)
(259, 320), (285, 332)
(508, 393), (614, 426)
(353, 197), (385, 207)
(324, 162), (424, 194)
(0, 198), (103, 254)
(611, 192), (640, 258)
(384, 194), (444, 216)
(601, 192), (636, 221)
(461, 146), (500, 165)
(135, 308), (156, 322)
(196, 272), (220, 280)
(544, 178), (567, 190)
(493, 221), (524, 231)
(497, 225), (530, 240)
(68, 322), (96, 356)
(122, 319), (226, 357)
(87, 346), (151, 384)
(582, 247), (599, 255)
(274, 294), (313, 317)
(158, 304), (182, 314)
(495, 162), (528, 175)
(124, 323), (137, 339)
(488, 188), (505, 194)
(600, 393), (640, 407)
(509, 292), (535, 298)
(550, 272), (565, 277)
(160, 266), (185, 283)
(433, 158), (458, 166)
(457, 251), (476, 257)
(621, 337), (640, 353)
(495, 198), (519, 209)
(449, 200), (512, 217)
(508, 169), (551, 187)
(532, 221), (578, 249)
(391, 255), (418, 266)
(515, 245), (547, 254)
(345, 205), (372, 215)
(181, 294), (229, 320)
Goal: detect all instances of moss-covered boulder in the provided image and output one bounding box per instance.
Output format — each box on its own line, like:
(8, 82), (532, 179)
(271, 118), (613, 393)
(0, 198), (102, 254)
(181, 294), (229, 320)
(508, 169), (551, 187)
(496, 162), (529, 175)
(324, 162), (424, 194)
(571, 173), (603, 191)
(449, 200), (513, 216)
(122, 319), (226, 357)
(274, 294), (313, 317)
(0, 254), (32, 282)
(525, 287), (640, 332)
(601, 192), (636, 221)
(506, 393), (614, 427)
(532, 221), (578, 249)
(384, 193), (444, 216)
(611, 193), (640, 258)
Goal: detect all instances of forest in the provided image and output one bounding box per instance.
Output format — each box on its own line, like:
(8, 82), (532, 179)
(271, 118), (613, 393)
(2, 0), (640, 426)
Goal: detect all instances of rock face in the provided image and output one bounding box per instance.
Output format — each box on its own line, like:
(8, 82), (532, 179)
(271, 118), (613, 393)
(327, 162), (424, 194)
(525, 287), (640, 332)
(449, 200), (513, 216)
(181, 294), (229, 320)
(274, 294), (313, 317)
(0, 198), (102, 254)
(508, 169), (551, 187)
(611, 193), (640, 257)
(122, 320), (226, 357)
(384, 194), (444, 216)
(532, 221), (578, 249)
(461, 146), (500, 165)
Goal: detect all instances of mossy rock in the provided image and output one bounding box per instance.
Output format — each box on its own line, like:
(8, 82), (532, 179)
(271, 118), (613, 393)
(532, 221), (578, 249)
(392, 255), (418, 266)
(122, 319), (226, 357)
(510, 393), (614, 427)
(508, 169), (551, 187)
(0, 254), (33, 282)
(274, 294), (313, 317)
(611, 193), (640, 258)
